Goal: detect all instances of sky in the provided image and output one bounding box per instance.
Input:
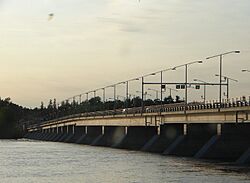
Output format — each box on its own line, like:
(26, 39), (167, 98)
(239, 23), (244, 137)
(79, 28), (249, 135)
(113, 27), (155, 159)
(0, 0), (250, 108)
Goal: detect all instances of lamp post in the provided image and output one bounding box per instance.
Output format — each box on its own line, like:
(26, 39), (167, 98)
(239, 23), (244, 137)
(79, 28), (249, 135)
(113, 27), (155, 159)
(86, 92), (89, 101)
(206, 51), (240, 109)
(102, 88), (106, 103)
(124, 78), (140, 111)
(166, 87), (178, 98)
(117, 95), (126, 101)
(136, 91), (151, 101)
(242, 69), (250, 73)
(215, 74), (238, 100)
(193, 79), (208, 103)
(79, 94), (82, 104)
(172, 60), (203, 113)
(140, 73), (156, 113)
(148, 88), (160, 99)
(113, 85), (116, 111)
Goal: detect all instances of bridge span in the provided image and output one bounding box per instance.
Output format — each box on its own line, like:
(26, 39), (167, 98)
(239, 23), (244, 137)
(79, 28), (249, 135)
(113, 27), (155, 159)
(25, 101), (250, 165)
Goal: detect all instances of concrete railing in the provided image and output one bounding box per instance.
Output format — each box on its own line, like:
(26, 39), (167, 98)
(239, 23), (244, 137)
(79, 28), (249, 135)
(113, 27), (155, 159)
(26, 96), (250, 129)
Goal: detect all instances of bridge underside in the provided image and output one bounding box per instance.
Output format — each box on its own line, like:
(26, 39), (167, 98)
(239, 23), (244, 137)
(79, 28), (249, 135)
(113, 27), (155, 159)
(25, 106), (250, 165)
(25, 122), (250, 165)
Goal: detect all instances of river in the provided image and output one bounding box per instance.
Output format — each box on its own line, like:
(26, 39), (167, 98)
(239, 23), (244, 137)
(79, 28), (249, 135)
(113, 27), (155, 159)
(0, 139), (250, 183)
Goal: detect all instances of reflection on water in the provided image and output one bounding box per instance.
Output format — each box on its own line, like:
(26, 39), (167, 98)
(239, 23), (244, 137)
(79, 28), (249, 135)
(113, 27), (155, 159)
(0, 139), (249, 183)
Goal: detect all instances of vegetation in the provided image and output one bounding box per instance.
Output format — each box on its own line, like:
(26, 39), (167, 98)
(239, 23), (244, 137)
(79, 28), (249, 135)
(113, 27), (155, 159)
(0, 95), (182, 138)
(0, 98), (30, 138)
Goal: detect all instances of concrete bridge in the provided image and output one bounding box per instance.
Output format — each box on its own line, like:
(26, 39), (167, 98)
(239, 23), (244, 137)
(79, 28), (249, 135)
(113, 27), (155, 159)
(25, 100), (250, 165)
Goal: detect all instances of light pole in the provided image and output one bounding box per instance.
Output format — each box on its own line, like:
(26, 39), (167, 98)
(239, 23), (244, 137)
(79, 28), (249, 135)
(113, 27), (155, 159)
(117, 95), (126, 101)
(206, 51), (240, 109)
(193, 79), (208, 103)
(113, 84), (116, 111)
(136, 91), (152, 101)
(126, 78), (140, 99)
(140, 73), (156, 113)
(148, 88), (160, 99)
(242, 69), (250, 73)
(79, 94), (82, 104)
(86, 92), (89, 101)
(215, 74), (238, 100)
(124, 78), (139, 110)
(102, 88), (106, 103)
(166, 87), (178, 98)
(172, 60), (203, 113)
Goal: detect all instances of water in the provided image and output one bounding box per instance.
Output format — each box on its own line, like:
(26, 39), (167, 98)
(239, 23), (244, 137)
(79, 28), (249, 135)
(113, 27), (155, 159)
(0, 140), (250, 183)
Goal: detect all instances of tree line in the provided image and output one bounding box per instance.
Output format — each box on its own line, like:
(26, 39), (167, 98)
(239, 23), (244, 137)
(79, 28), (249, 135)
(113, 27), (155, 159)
(0, 95), (182, 138)
(41, 95), (183, 121)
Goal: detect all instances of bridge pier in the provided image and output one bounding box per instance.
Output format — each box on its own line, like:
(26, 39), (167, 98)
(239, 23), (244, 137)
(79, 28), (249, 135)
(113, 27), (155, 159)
(44, 127), (56, 141)
(52, 126), (65, 142)
(142, 124), (184, 153)
(64, 125), (85, 143)
(77, 126), (102, 145)
(30, 129), (41, 140)
(114, 126), (157, 150)
(36, 128), (45, 140)
(198, 123), (250, 162)
(46, 128), (57, 141)
(91, 126), (126, 147)
(163, 123), (218, 156)
(57, 126), (71, 142)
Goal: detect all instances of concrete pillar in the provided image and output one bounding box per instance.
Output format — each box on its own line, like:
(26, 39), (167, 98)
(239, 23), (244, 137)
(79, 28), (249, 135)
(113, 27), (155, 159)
(144, 123), (184, 153)
(114, 126), (157, 150)
(75, 126), (88, 144)
(92, 126), (126, 147)
(73, 125), (75, 134)
(200, 123), (250, 162)
(165, 123), (218, 156)
(76, 126), (102, 145)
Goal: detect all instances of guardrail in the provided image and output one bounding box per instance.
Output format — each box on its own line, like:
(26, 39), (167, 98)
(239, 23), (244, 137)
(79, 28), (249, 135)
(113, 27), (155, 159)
(27, 96), (250, 129)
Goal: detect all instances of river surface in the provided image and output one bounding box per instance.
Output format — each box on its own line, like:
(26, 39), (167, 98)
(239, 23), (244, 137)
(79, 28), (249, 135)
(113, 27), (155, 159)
(0, 139), (250, 183)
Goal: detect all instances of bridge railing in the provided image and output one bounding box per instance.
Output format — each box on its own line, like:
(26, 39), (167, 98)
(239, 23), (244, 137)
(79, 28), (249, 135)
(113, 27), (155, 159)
(28, 96), (250, 128)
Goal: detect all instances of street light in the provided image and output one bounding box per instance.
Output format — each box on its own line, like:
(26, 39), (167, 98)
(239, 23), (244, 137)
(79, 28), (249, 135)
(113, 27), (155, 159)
(117, 95), (126, 101)
(140, 73), (156, 113)
(206, 51), (240, 109)
(136, 91), (152, 101)
(85, 92), (89, 101)
(242, 69), (250, 73)
(148, 88), (161, 99)
(172, 60), (203, 113)
(166, 87), (178, 98)
(125, 78), (140, 109)
(215, 74), (238, 100)
(193, 79), (208, 103)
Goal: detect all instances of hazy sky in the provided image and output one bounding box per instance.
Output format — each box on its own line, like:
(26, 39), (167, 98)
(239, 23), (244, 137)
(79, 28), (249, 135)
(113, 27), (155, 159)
(0, 0), (250, 107)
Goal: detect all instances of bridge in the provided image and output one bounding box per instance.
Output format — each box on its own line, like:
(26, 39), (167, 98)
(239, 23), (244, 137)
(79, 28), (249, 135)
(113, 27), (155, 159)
(24, 51), (250, 165)
(26, 98), (250, 165)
